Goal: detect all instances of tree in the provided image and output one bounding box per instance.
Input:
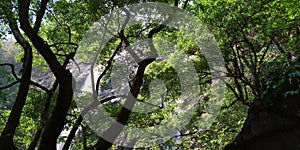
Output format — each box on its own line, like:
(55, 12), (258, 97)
(0, 0), (73, 149)
(0, 0), (299, 149)
(190, 0), (300, 149)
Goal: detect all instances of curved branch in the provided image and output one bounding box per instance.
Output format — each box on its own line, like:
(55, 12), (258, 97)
(47, 8), (72, 43)
(29, 46), (77, 150)
(95, 41), (122, 95)
(62, 95), (125, 150)
(29, 81), (50, 93)
(0, 63), (20, 80)
(0, 81), (20, 91)
(0, 2), (33, 148)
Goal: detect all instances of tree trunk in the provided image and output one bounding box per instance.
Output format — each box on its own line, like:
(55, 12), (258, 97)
(19, 1), (74, 149)
(0, 21), (33, 150)
(38, 73), (73, 150)
(225, 80), (300, 150)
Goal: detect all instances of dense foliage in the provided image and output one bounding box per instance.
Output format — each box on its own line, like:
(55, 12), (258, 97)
(0, 0), (299, 149)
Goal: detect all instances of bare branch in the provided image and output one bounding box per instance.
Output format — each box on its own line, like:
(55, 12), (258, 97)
(47, 8), (72, 43)
(0, 63), (20, 80)
(258, 38), (273, 67)
(95, 41), (122, 95)
(221, 100), (239, 110)
(29, 81), (50, 93)
(49, 42), (78, 48)
(0, 113), (7, 123)
(0, 81), (20, 91)
(273, 38), (286, 53)
(62, 95), (125, 150)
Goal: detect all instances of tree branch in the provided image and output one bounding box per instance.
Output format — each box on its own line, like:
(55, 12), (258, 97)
(0, 63), (19, 80)
(62, 95), (125, 150)
(19, 1), (74, 149)
(95, 41), (122, 95)
(221, 99), (239, 110)
(29, 81), (50, 93)
(0, 81), (20, 91)
(33, 0), (49, 33)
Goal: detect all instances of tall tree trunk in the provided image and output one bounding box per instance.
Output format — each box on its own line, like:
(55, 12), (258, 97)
(29, 55), (73, 150)
(38, 75), (73, 150)
(19, 0), (74, 149)
(0, 21), (33, 150)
